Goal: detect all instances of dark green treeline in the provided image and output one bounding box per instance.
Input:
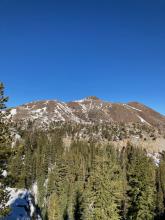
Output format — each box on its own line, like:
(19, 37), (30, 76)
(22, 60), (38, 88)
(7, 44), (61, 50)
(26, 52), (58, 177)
(0, 83), (11, 217)
(9, 128), (165, 220)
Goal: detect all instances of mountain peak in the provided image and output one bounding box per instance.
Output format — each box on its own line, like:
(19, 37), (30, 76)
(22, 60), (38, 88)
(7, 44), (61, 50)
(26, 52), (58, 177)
(85, 96), (101, 101)
(73, 96), (102, 103)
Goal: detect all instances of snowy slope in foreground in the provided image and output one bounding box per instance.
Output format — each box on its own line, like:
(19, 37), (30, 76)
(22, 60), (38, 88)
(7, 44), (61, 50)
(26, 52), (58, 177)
(3, 188), (41, 220)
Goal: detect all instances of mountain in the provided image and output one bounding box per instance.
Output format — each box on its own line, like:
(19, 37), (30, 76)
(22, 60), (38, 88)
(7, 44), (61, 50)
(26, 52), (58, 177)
(8, 96), (165, 130)
(2, 96), (165, 220)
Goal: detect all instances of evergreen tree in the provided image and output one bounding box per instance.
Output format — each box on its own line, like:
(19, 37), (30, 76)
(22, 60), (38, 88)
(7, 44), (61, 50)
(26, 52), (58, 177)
(0, 82), (11, 217)
(9, 142), (26, 188)
(47, 193), (60, 220)
(82, 145), (124, 220)
(126, 146), (156, 220)
(159, 152), (165, 198)
(155, 151), (165, 219)
(73, 191), (84, 220)
(120, 147), (129, 219)
(155, 166), (164, 219)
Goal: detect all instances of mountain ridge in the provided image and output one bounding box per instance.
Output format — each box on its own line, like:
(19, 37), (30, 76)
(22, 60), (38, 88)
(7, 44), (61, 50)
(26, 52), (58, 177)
(7, 97), (165, 131)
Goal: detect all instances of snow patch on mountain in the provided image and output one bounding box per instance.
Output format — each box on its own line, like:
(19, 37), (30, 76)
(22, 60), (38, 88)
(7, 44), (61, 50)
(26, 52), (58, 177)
(10, 109), (17, 116)
(137, 115), (150, 126)
(2, 170), (7, 177)
(147, 153), (160, 166)
(74, 98), (87, 103)
(123, 104), (142, 112)
(31, 182), (38, 204)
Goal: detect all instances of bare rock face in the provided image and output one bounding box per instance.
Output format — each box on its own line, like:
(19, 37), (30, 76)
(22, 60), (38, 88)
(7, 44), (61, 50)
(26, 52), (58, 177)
(128, 102), (165, 130)
(8, 97), (165, 130)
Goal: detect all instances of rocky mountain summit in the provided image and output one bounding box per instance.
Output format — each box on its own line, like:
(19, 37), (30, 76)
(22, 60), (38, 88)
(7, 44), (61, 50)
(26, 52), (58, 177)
(8, 96), (165, 131)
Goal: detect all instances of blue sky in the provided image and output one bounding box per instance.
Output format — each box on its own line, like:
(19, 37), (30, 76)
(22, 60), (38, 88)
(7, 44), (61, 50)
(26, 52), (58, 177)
(0, 0), (165, 115)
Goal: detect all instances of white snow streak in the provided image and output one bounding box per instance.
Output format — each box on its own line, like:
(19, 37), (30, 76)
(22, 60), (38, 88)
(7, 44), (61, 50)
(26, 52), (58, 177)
(123, 104), (142, 112)
(137, 115), (150, 125)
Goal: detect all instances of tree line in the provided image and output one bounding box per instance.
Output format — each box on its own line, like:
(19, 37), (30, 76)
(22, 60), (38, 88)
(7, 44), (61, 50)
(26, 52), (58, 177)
(8, 129), (165, 220)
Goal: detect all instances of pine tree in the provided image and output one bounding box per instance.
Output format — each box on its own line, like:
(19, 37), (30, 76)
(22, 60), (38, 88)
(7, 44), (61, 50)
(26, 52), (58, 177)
(120, 147), (129, 219)
(73, 191), (84, 220)
(47, 193), (60, 220)
(126, 146), (156, 220)
(0, 82), (11, 217)
(155, 166), (164, 219)
(82, 145), (124, 220)
(155, 151), (165, 219)
(9, 142), (26, 188)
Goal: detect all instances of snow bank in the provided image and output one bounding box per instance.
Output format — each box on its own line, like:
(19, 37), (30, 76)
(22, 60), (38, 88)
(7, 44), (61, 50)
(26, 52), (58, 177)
(10, 109), (17, 116)
(4, 188), (41, 220)
(147, 153), (160, 166)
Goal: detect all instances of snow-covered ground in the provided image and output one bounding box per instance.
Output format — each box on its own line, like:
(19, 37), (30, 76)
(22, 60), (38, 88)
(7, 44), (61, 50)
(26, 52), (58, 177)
(147, 152), (160, 166)
(3, 188), (42, 220)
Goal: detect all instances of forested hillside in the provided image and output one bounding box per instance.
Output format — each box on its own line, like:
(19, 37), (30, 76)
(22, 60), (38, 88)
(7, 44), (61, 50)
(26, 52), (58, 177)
(7, 128), (165, 219)
(1, 84), (165, 220)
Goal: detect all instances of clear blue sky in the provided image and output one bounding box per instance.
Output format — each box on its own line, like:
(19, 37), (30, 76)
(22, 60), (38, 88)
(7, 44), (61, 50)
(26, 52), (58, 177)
(0, 0), (164, 115)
